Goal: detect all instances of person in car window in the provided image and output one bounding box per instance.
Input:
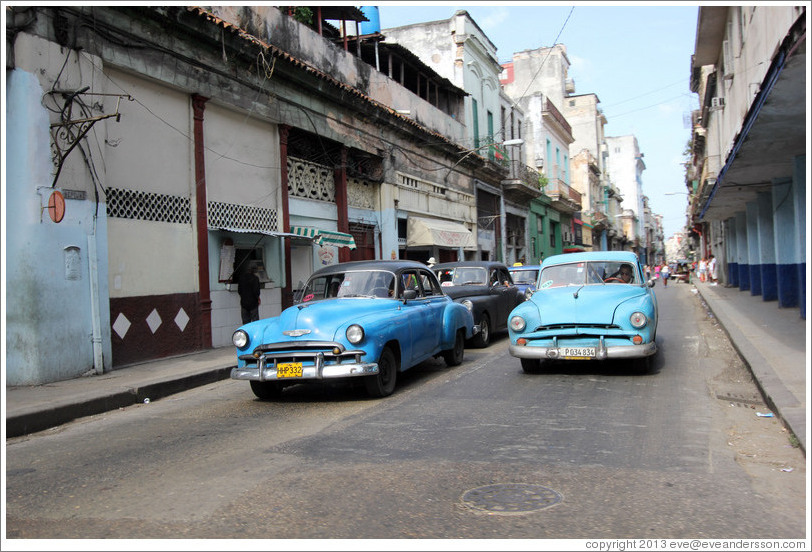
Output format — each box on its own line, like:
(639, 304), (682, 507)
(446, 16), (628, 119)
(605, 264), (634, 284)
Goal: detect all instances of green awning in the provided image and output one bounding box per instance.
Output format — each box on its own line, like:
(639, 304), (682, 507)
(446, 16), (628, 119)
(290, 226), (357, 249)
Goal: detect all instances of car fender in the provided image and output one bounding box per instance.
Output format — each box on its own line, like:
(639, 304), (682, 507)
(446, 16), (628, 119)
(440, 303), (476, 349)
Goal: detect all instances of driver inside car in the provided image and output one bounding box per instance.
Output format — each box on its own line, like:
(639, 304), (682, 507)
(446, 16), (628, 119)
(605, 264), (634, 283)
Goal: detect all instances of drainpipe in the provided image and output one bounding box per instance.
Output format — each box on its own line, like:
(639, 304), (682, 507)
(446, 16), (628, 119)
(192, 94), (212, 349)
(87, 227), (104, 374)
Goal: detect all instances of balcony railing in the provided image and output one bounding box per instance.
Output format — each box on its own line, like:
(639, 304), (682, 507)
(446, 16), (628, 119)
(501, 160), (544, 202)
(545, 178), (582, 213)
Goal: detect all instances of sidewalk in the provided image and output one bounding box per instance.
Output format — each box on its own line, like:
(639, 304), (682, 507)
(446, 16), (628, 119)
(691, 279), (808, 453)
(5, 283), (808, 451)
(5, 347), (236, 438)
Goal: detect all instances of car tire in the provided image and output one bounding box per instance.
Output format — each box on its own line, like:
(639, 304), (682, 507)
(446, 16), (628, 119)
(442, 329), (465, 367)
(365, 346), (398, 398)
(471, 313), (490, 348)
(521, 358), (541, 374)
(250, 380), (284, 400)
(634, 356), (653, 374)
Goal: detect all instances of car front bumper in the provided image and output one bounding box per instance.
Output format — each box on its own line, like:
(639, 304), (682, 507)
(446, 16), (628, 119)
(232, 342), (378, 382)
(509, 338), (657, 360)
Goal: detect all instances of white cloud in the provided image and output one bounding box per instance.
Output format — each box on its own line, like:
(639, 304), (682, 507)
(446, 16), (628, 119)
(479, 7), (510, 31)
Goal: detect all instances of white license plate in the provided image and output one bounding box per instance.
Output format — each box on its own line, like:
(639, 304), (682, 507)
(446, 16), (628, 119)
(562, 347), (596, 359)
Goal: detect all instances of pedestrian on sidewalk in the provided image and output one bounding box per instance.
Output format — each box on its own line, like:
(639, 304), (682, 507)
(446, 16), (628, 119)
(708, 255), (718, 285)
(238, 264), (262, 323)
(698, 257), (707, 282)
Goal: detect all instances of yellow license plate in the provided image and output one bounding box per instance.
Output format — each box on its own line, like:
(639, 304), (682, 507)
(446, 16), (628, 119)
(562, 347), (596, 359)
(277, 362), (303, 378)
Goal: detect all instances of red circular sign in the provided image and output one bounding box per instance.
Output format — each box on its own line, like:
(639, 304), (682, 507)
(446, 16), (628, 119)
(48, 190), (65, 223)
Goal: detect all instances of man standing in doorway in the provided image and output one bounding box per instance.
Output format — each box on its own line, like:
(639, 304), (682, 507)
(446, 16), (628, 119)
(238, 264), (261, 323)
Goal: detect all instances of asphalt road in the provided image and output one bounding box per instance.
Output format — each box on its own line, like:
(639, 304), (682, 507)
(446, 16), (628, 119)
(4, 283), (806, 542)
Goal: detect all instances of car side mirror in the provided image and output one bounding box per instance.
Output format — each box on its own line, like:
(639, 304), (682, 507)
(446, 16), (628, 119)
(648, 278), (656, 288)
(402, 289), (418, 301)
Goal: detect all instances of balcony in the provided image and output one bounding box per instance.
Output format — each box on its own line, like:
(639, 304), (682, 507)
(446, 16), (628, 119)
(545, 178), (582, 213)
(501, 160), (545, 203)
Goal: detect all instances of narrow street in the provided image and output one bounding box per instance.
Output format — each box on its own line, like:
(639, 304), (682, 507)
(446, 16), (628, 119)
(5, 283), (805, 540)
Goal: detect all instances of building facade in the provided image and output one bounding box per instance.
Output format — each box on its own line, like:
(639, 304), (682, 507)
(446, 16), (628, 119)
(687, 5), (806, 318)
(4, 5), (488, 383)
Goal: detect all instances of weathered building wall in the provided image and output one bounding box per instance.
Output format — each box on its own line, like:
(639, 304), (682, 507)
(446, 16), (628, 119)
(6, 34), (113, 384)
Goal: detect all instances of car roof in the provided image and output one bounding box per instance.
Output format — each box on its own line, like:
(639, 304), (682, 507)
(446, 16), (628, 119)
(541, 251), (641, 268)
(310, 259), (429, 277)
(508, 265), (541, 270)
(432, 260), (508, 270)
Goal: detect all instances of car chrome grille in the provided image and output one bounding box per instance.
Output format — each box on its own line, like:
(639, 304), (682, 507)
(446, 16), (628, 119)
(534, 323), (620, 331)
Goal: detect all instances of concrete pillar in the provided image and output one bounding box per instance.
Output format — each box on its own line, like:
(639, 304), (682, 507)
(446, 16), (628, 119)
(746, 202), (761, 296)
(756, 192), (777, 301)
(773, 178), (798, 308)
(735, 212), (749, 291)
(725, 218), (738, 287)
(792, 156), (806, 319)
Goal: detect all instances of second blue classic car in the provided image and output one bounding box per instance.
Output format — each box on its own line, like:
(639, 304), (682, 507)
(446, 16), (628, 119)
(433, 260), (525, 348)
(231, 260), (477, 399)
(508, 264), (542, 300)
(508, 251), (658, 373)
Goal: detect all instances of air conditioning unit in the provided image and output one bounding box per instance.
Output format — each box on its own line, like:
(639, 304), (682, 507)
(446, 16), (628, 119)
(711, 97), (726, 109)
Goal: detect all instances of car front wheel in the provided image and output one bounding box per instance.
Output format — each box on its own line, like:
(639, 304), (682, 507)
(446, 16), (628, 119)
(365, 346), (398, 398)
(471, 313), (490, 348)
(521, 358), (541, 374)
(442, 329), (465, 367)
(250, 380), (284, 400)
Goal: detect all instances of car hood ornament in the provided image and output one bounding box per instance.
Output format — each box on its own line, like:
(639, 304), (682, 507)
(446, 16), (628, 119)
(283, 329), (312, 337)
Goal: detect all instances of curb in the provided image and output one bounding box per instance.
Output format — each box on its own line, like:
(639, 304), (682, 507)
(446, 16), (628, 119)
(6, 367), (233, 438)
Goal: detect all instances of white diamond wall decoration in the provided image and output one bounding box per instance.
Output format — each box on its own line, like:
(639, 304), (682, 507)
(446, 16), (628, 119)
(146, 309), (162, 334)
(175, 308), (189, 332)
(113, 313), (131, 339)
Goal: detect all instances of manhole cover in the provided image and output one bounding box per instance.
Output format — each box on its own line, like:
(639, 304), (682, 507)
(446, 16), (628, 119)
(461, 483), (562, 514)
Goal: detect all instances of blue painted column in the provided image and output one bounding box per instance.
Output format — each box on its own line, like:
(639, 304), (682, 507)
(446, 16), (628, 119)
(746, 202), (761, 296)
(725, 218), (738, 287)
(792, 156), (806, 319)
(756, 192), (777, 301)
(773, 179), (798, 308)
(735, 212), (749, 291)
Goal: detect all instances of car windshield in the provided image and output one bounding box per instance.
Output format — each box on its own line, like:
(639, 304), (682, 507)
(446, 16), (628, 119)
(296, 270), (396, 302)
(537, 261), (639, 289)
(510, 269), (539, 285)
(448, 267), (487, 286)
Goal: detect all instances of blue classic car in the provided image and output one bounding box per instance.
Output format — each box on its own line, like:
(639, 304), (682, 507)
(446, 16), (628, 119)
(508, 264), (542, 299)
(432, 260), (525, 348)
(231, 260), (477, 399)
(508, 251), (658, 373)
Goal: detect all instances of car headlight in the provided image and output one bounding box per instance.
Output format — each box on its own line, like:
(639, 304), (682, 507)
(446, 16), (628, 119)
(232, 330), (249, 349)
(509, 315), (526, 332)
(461, 299), (474, 312)
(630, 312), (647, 328)
(346, 324), (364, 344)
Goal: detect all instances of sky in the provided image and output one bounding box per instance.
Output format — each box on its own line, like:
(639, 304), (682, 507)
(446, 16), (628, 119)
(376, 1), (700, 240)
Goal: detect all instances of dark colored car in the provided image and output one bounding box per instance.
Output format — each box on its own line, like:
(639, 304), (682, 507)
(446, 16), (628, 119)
(433, 260), (525, 348)
(231, 260), (477, 399)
